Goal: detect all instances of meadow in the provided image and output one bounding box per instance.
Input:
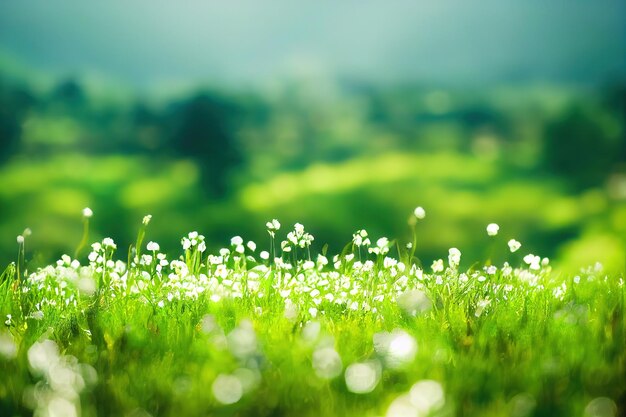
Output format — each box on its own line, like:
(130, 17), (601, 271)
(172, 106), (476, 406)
(1, 209), (624, 417)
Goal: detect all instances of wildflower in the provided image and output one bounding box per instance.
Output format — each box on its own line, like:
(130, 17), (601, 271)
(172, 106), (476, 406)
(486, 223), (499, 236)
(368, 237), (390, 255)
(553, 283), (567, 300)
(4, 314), (12, 326)
(266, 219), (281, 237)
(142, 214), (152, 225)
(352, 229), (370, 246)
(523, 254), (541, 270)
(448, 248), (461, 268)
(16, 235), (24, 244)
(247, 241), (256, 251)
(82, 207), (93, 218)
(147, 241), (160, 252)
(260, 251), (269, 260)
(414, 206), (426, 219)
(431, 259), (444, 273)
(102, 238), (117, 250)
(231, 236), (243, 246)
(508, 239), (522, 253)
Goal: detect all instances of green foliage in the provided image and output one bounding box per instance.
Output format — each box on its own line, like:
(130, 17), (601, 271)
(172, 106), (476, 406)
(0, 217), (624, 417)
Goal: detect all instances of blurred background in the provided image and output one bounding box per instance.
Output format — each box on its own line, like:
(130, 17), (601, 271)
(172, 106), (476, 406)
(0, 1), (624, 271)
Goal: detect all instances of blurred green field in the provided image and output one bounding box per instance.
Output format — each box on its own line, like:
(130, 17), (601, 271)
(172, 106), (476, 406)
(1, 71), (625, 273)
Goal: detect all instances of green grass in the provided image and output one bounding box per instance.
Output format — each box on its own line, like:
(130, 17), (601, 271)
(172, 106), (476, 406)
(0, 212), (624, 417)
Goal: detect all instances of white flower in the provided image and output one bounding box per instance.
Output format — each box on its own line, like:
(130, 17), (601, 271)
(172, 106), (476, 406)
(508, 239), (521, 253)
(82, 207), (93, 218)
(448, 248), (461, 267)
(523, 254), (541, 270)
(414, 206), (426, 219)
(142, 214), (152, 225)
(182, 238), (191, 250)
(231, 236), (243, 246)
(16, 235), (24, 244)
(247, 241), (256, 251)
(431, 259), (444, 273)
(266, 219), (281, 231)
(102, 238), (117, 249)
(486, 223), (499, 236)
(259, 251), (270, 260)
(147, 241), (160, 252)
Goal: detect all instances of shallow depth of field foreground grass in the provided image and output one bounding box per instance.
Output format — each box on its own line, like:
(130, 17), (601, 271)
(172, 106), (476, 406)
(1, 210), (625, 417)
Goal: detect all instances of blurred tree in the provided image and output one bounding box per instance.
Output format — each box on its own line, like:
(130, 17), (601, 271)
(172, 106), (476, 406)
(168, 92), (242, 197)
(0, 79), (34, 161)
(543, 101), (624, 190)
(51, 78), (85, 106)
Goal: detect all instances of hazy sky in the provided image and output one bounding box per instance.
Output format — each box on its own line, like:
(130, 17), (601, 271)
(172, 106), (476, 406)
(0, 1), (624, 87)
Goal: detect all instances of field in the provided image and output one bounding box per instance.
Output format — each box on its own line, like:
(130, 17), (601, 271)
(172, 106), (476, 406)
(1, 211), (624, 417)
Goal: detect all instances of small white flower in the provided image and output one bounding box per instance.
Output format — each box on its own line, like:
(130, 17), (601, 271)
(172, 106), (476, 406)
(266, 219), (281, 231)
(147, 241), (160, 252)
(448, 247), (461, 267)
(82, 207), (93, 218)
(102, 238), (117, 249)
(431, 259), (444, 273)
(142, 214), (152, 225)
(247, 241), (256, 252)
(486, 223), (499, 236)
(508, 239), (521, 253)
(414, 206), (426, 219)
(16, 235), (24, 244)
(259, 251), (270, 260)
(523, 254), (541, 270)
(231, 236), (243, 246)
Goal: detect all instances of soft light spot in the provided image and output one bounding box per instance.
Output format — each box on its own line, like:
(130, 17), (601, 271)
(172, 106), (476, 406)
(345, 361), (381, 394)
(312, 347), (342, 379)
(386, 394), (419, 417)
(387, 331), (418, 367)
(227, 320), (257, 359)
(397, 290), (431, 315)
(584, 397), (617, 417)
(0, 332), (17, 360)
(409, 380), (445, 414)
(212, 374), (243, 405)
(47, 396), (78, 417)
(27, 340), (60, 375)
